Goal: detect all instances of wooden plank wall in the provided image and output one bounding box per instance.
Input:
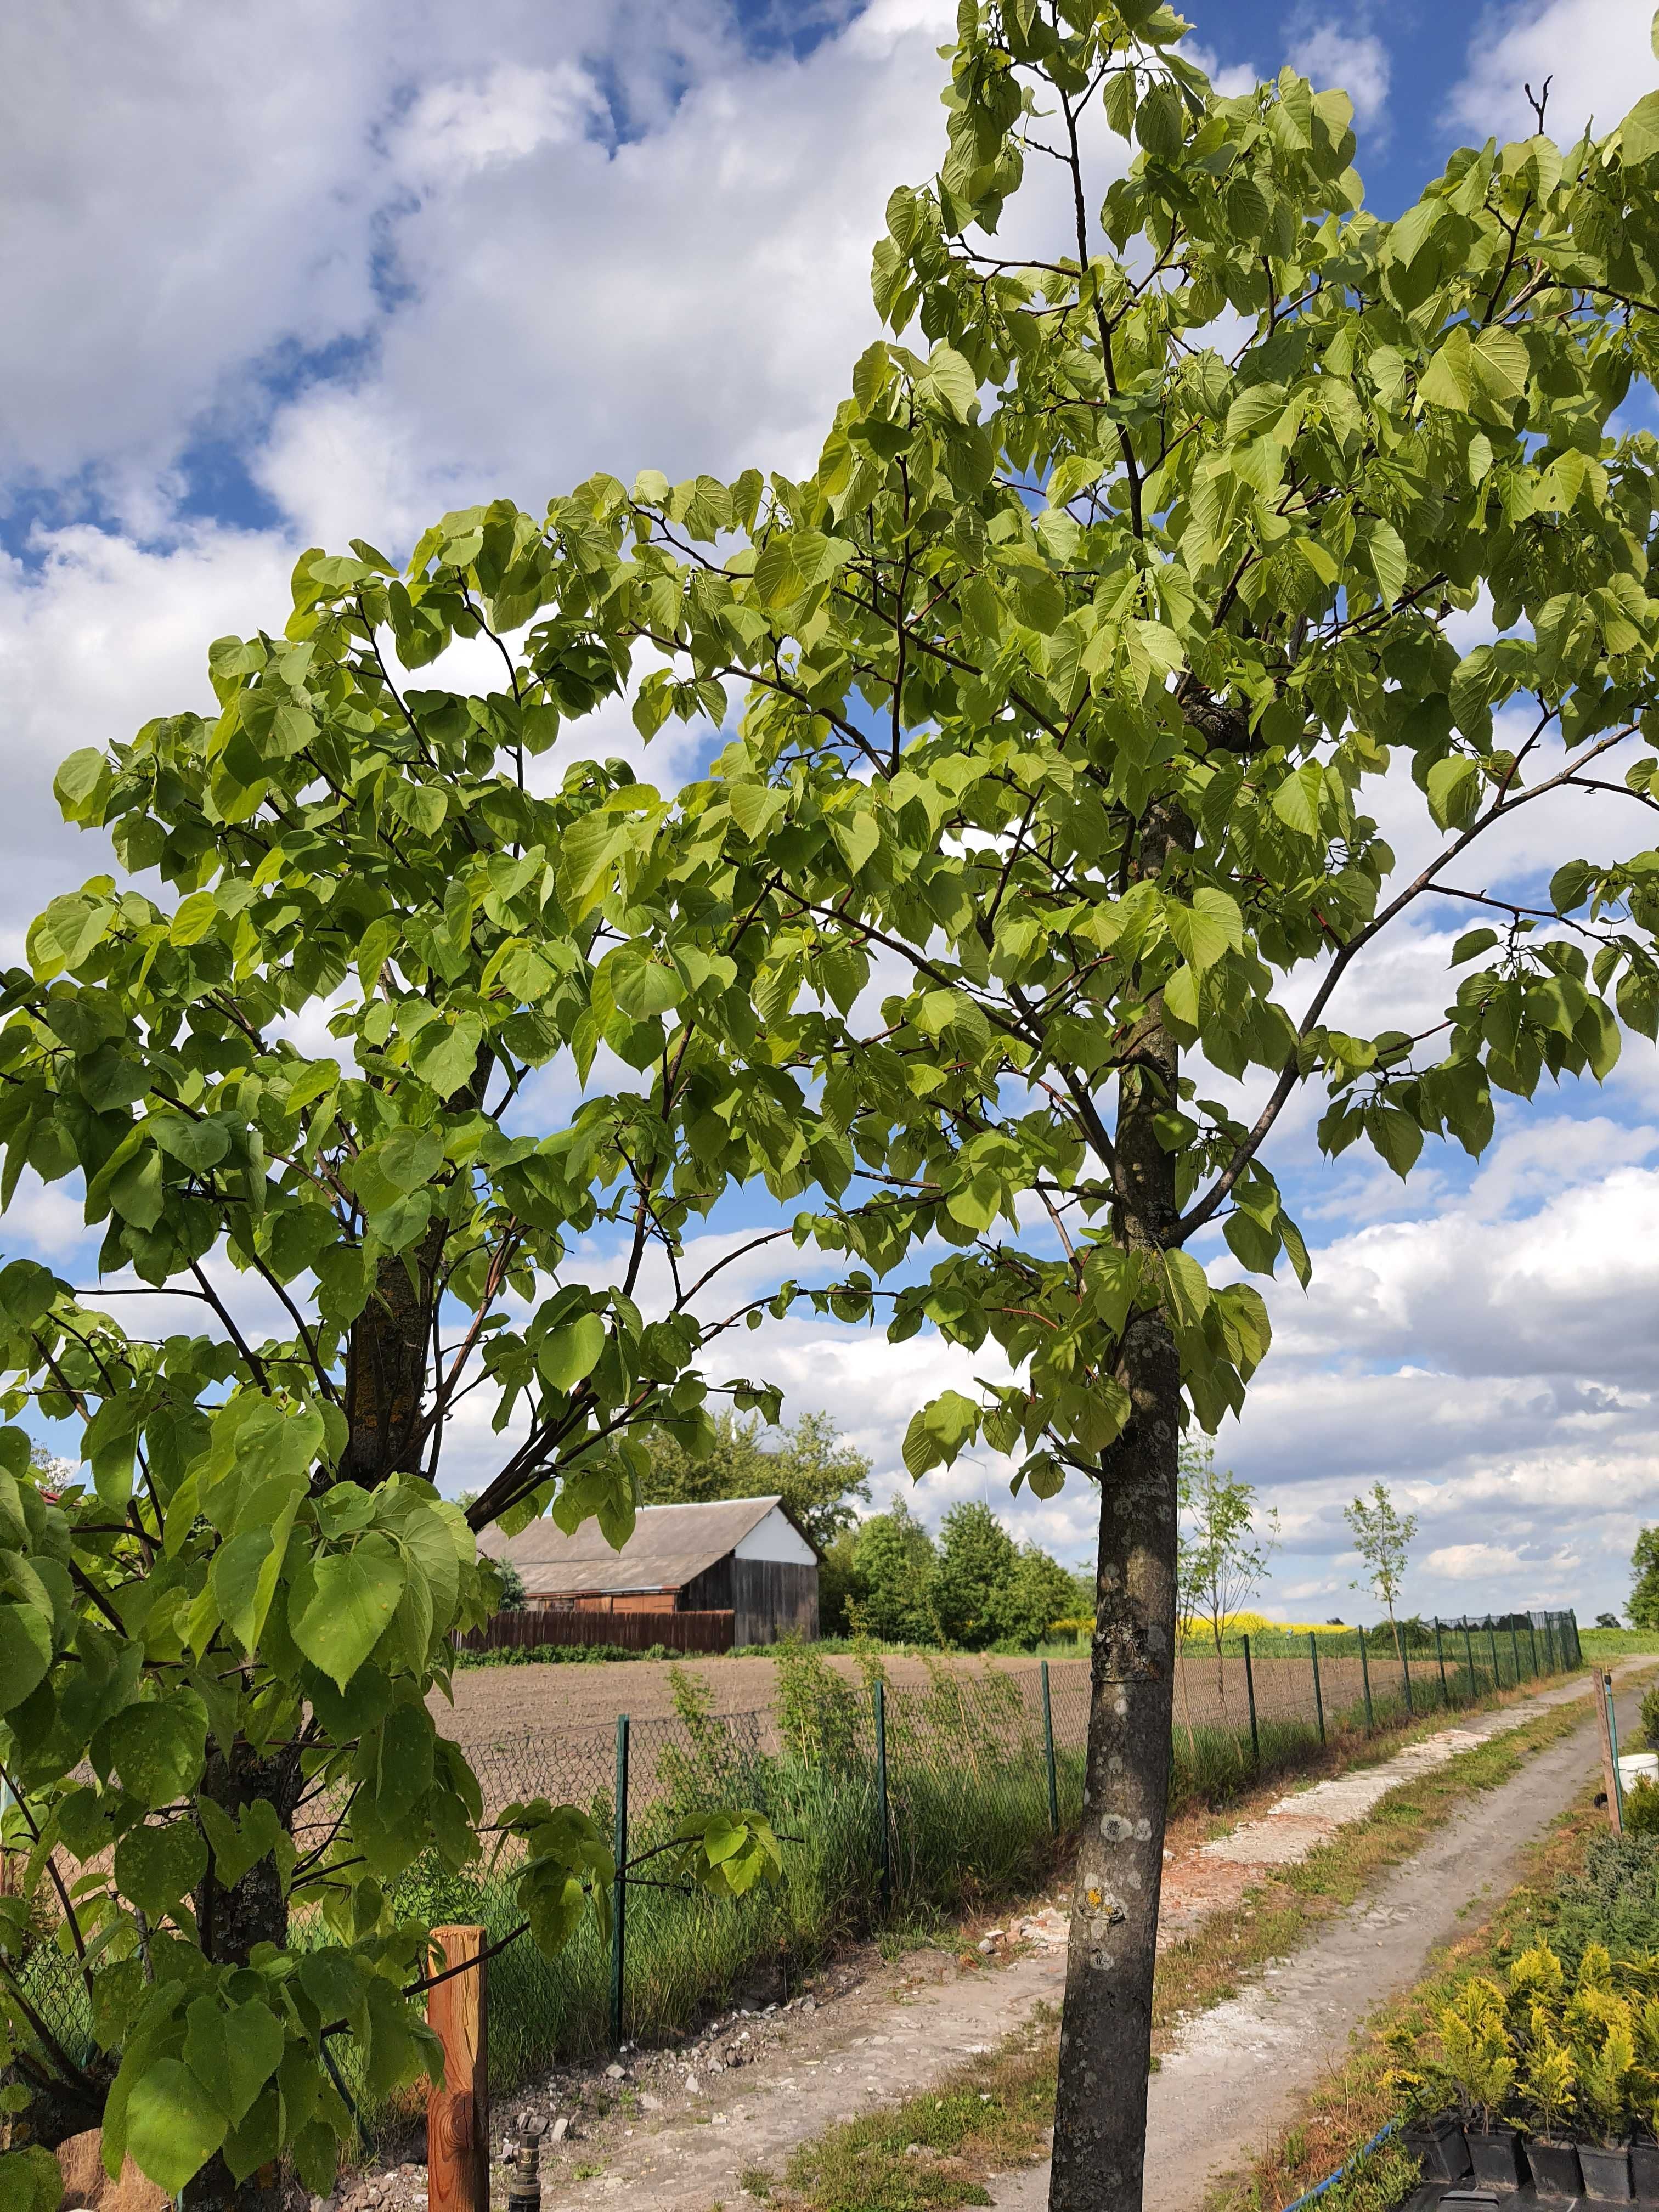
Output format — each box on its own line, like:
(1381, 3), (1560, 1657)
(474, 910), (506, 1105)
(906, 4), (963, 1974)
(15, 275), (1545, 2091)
(456, 1607), (735, 1655)
(732, 1559), (819, 1647)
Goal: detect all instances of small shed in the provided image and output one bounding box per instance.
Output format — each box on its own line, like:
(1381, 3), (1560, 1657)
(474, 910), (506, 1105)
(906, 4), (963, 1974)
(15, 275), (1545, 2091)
(478, 1496), (820, 1646)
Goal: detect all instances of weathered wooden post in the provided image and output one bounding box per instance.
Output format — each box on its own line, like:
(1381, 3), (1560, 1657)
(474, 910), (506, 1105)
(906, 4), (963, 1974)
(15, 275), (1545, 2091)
(1594, 1672), (1624, 1837)
(427, 1923), (489, 2212)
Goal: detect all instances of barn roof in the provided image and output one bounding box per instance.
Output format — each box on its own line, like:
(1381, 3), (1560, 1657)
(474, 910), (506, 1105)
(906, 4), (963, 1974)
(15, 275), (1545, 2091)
(477, 1495), (806, 1595)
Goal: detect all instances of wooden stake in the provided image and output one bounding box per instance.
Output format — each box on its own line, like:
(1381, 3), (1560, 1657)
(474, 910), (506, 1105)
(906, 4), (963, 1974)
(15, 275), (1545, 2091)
(427, 1924), (489, 2212)
(1594, 1673), (1623, 1836)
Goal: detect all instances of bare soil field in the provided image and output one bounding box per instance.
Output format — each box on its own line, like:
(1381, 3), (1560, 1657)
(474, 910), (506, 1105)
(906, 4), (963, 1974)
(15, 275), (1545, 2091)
(428, 1649), (1081, 1746)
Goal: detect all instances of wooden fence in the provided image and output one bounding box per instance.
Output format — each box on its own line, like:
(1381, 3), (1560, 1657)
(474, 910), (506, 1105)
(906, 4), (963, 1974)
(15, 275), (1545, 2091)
(455, 1607), (736, 1656)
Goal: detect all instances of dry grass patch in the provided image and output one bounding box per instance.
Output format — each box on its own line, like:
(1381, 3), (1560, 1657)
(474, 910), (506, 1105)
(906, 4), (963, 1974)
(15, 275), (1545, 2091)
(781, 2007), (1059, 2212)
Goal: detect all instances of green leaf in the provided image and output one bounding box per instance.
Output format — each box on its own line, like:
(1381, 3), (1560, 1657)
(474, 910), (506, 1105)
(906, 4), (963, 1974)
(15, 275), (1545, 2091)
(1166, 888), (1243, 973)
(1451, 927), (1500, 966)
(538, 1312), (606, 1393)
(353, 1127), (444, 1214)
(1367, 1104), (1424, 1179)
(727, 783), (786, 842)
(1471, 326), (1528, 409)
(95, 1691), (209, 1809)
(1418, 325), (1474, 412)
(0, 1605), (52, 1713)
(0, 2146), (63, 2212)
(829, 808), (880, 877)
(53, 748), (111, 826)
(124, 2058), (229, 2196)
(185, 1999), (285, 2128)
(408, 1012), (483, 1101)
(917, 344), (978, 422)
(289, 1539), (406, 1692)
(1161, 962), (1199, 1033)
(1427, 755), (1482, 831)
(1272, 761), (1324, 840)
(114, 1820), (208, 1918)
(1623, 87), (1659, 165)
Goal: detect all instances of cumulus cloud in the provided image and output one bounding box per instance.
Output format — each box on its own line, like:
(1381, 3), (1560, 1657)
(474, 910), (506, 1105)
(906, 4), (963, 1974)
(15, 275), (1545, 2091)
(4, 0), (1659, 1625)
(1447, 0), (1656, 148)
(1289, 21), (1391, 131)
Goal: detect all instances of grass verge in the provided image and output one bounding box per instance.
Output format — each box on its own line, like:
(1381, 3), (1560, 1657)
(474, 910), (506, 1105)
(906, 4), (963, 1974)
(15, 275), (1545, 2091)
(772, 1689), (1601, 2212)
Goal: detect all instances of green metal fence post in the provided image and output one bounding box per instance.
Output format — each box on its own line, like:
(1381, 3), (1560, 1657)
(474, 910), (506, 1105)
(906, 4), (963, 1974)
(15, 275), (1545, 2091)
(1528, 1620), (1540, 1677)
(1545, 1616), (1558, 1673)
(1359, 1625), (1375, 1731)
(1040, 1660), (1060, 1837)
(1510, 1621), (1523, 1688)
(610, 1712), (630, 2047)
(1243, 1634), (1260, 1768)
(1463, 1621), (1478, 1699)
(1401, 1631), (1413, 1717)
(1434, 1620), (1451, 1709)
(1310, 1632), (1325, 1746)
(1569, 1611), (1583, 1667)
(1486, 1618), (1502, 1691)
(874, 1680), (892, 1917)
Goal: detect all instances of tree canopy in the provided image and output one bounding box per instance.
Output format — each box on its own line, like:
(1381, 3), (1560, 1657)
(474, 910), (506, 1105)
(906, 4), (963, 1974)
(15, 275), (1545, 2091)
(7, 3), (1659, 2209)
(636, 1406), (871, 1551)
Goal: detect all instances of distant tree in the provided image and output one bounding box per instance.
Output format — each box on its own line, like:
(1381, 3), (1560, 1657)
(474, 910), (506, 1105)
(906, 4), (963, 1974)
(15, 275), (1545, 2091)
(817, 1526), (861, 1636)
(495, 1558), (528, 1611)
(935, 1500), (1020, 1648)
(1180, 1441), (1280, 1664)
(1596, 1611), (1621, 1630)
(1630, 1528), (1659, 1630)
(640, 1407), (872, 1553)
(999, 1544), (1081, 1649)
(1346, 1482), (1420, 1659)
(847, 1498), (940, 1644)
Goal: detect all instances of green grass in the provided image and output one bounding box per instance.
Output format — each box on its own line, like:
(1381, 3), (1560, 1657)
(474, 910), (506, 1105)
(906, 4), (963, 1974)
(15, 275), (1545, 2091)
(1581, 1627), (1659, 1658)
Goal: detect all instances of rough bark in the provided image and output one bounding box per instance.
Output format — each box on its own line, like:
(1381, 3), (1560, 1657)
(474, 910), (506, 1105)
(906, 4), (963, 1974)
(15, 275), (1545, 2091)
(1049, 803), (1187, 2212)
(187, 1743), (304, 2212)
(338, 1224), (447, 1486)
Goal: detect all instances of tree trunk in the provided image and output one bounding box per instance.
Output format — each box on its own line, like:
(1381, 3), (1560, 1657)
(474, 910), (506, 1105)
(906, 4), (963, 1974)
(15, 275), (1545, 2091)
(1048, 1310), (1182, 2212)
(188, 1742), (304, 2212)
(1050, 919), (1184, 2211)
(339, 1225), (447, 1485)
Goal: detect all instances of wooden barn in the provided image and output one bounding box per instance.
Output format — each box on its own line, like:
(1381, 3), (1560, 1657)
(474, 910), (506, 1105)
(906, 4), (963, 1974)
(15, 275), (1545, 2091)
(477, 1495), (820, 1646)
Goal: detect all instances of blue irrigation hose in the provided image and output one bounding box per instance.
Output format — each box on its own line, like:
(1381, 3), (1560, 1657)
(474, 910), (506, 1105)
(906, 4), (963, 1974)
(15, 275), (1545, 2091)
(1279, 2120), (1401, 2212)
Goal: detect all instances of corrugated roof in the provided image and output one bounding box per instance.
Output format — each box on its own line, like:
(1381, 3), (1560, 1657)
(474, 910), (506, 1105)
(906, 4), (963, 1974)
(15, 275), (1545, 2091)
(477, 1495), (788, 1595)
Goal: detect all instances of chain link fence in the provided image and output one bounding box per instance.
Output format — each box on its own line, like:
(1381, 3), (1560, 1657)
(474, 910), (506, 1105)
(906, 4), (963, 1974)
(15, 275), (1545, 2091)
(4, 1613), (1582, 2148)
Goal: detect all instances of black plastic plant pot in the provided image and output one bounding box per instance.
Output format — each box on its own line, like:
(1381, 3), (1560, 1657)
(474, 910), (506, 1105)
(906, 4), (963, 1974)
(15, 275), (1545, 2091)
(1578, 2143), (1635, 2202)
(1630, 2140), (1659, 2205)
(1467, 2125), (1526, 2191)
(1402, 2112), (1471, 2182)
(1527, 2140), (1583, 2199)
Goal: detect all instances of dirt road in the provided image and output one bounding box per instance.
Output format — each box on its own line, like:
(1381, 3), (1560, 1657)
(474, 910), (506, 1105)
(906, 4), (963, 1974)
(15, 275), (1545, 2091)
(988, 1669), (1645, 2212)
(478, 1667), (1627, 2212)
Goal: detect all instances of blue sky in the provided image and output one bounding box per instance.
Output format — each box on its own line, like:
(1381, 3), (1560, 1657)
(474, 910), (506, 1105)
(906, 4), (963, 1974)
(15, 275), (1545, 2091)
(3, 0), (1659, 1625)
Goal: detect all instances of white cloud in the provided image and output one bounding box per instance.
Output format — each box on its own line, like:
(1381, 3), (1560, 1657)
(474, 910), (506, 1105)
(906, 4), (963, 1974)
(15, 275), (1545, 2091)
(1448, 0), (1656, 148)
(5, 0), (1659, 1629)
(1289, 22), (1391, 131)
(0, 522), (300, 956)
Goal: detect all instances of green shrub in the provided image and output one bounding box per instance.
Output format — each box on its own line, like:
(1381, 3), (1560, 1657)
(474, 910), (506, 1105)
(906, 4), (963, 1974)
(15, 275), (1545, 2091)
(1639, 1684), (1659, 1750)
(1545, 1834), (1659, 1972)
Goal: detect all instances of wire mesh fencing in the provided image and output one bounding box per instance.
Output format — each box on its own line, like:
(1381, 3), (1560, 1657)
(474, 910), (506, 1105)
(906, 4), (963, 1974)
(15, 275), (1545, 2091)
(3, 1612), (1582, 2149)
